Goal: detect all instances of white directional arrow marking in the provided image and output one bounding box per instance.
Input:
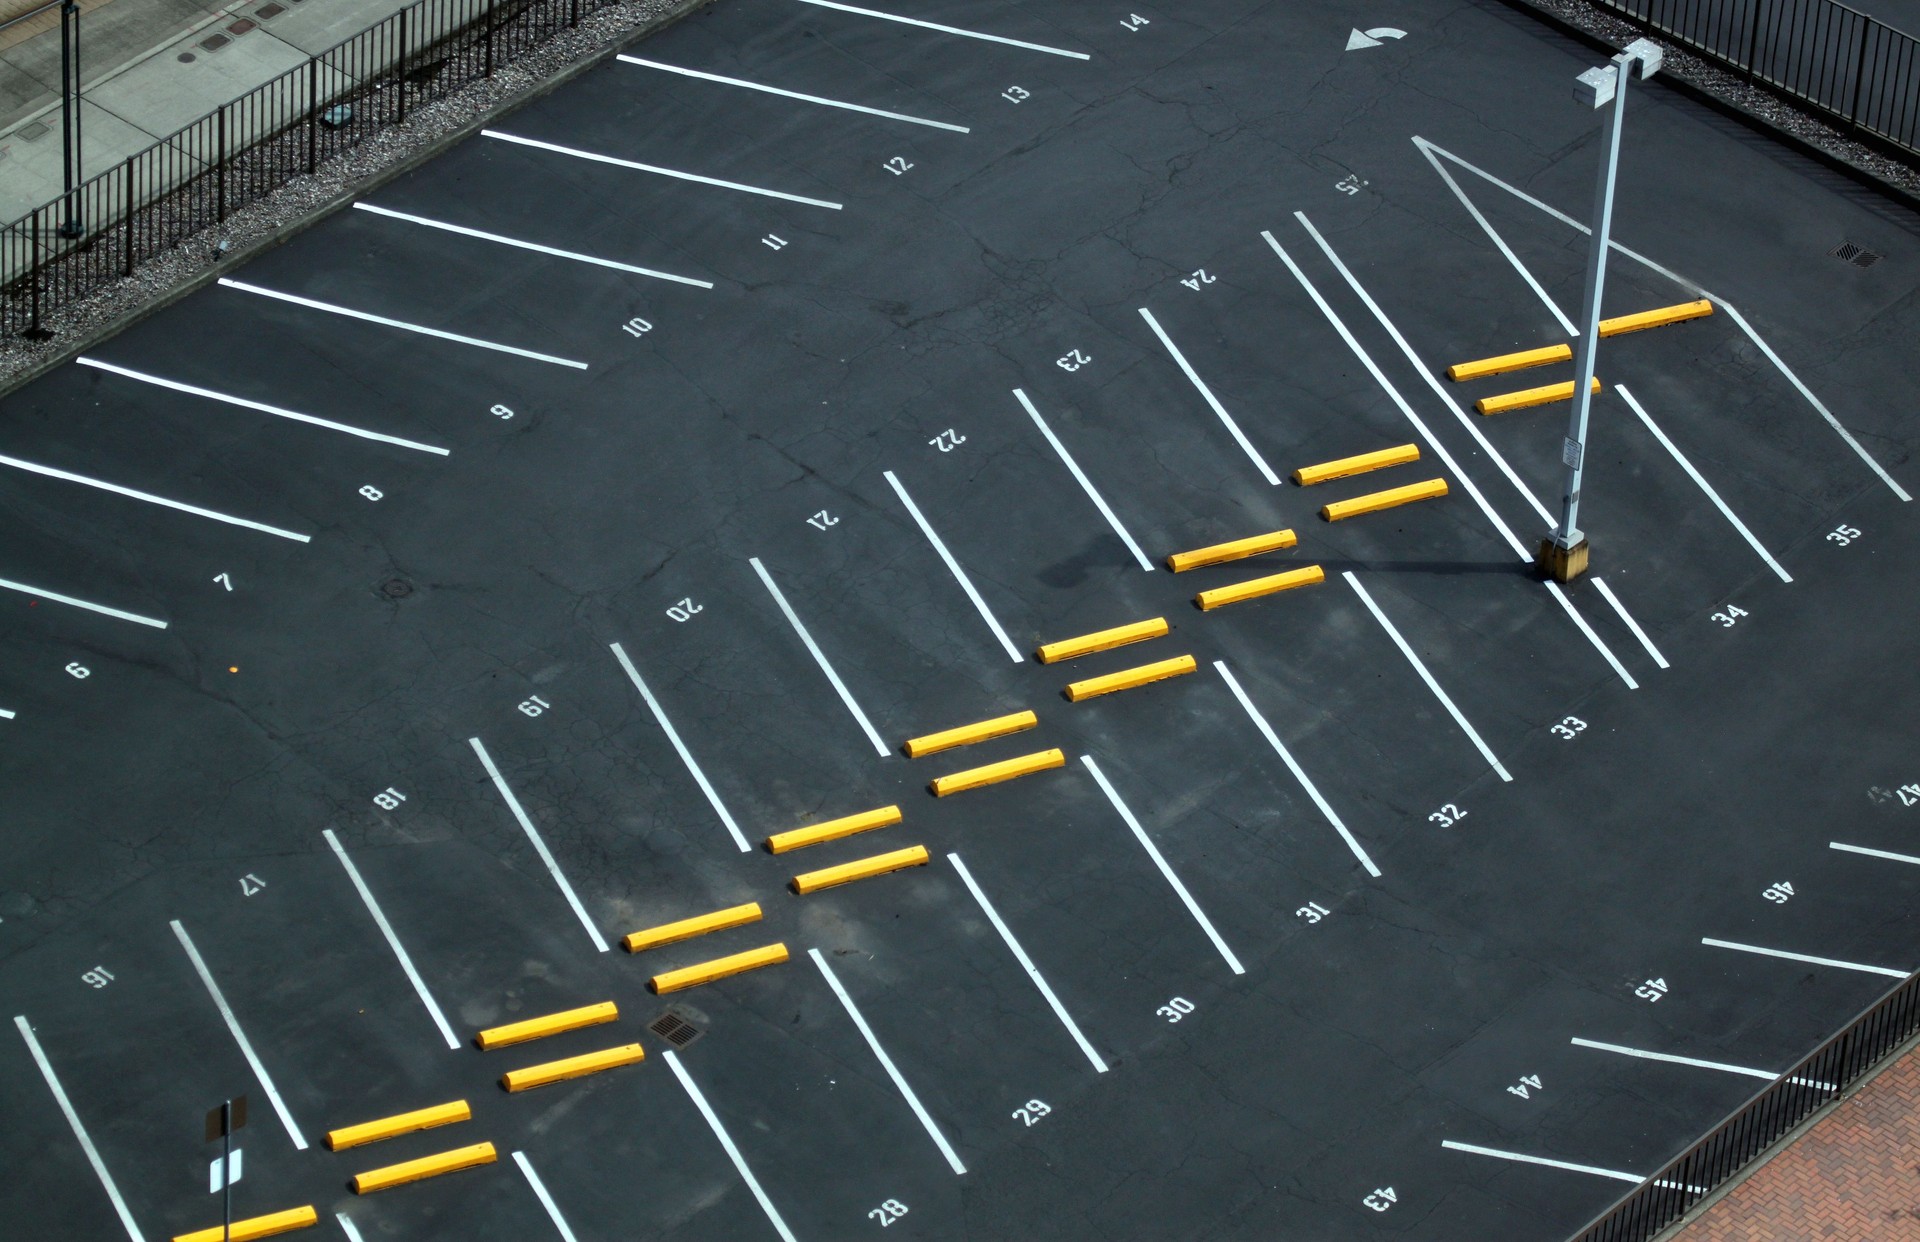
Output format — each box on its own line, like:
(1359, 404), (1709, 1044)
(1347, 26), (1407, 50)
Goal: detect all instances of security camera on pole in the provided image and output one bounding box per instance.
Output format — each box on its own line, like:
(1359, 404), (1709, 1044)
(1541, 36), (1663, 584)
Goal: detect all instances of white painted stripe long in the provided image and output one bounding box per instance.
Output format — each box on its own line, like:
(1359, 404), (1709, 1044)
(618, 56), (970, 131)
(663, 1050), (799, 1242)
(1013, 389), (1152, 571)
(1543, 580), (1637, 689)
(483, 130), (843, 210)
(13, 1016), (147, 1242)
(1441, 1140), (1704, 1193)
(469, 737), (610, 952)
(0, 451), (310, 541)
(513, 1152), (581, 1242)
(609, 643), (749, 850)
(948, 852), (1108, 1073)
(354, 203), (713, 287)
(0, 705), (14, 719)
(1410, 138), (1579, 336)
(1570, 1037), (1835, 1090)
(1702, 937), (1907, 978)
(1344, 572), (1513, 782)
(1592, 577), (1669, 669)
(76, 356), (452, 454)
(169, 920), (309, 1149)
(220, 278), (589, 368)
(1617, 384), (1792, 582)
(749, 556), (889, 756)
(884, 470), (1024, 663)
(808, 949), (967, 1174)
(322, 829), (460, 1049)
(335, 1215), (367, 1242)
(793, 0), (1089, 57)
(0, 575), (168, 628)
(1261, 232), (1526, 558)
(1831, 841), (1920, 866)
(1214, 662), (1381, 876)
(1137, 307), (1279, 486)
(1081, 755), (1245, 972)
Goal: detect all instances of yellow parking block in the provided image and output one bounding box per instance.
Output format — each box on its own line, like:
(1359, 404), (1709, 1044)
(174, 1207), (319, 1242)
(474, 1001), (618, 1051)
(1195, 566), (1325, 611)
(1035, 618), (1168, 664)
(350, 1142), (497, 1194)
(791, 844), (931, 895)
(1291, 444), (1419, 486)
(766, 806), (903, 853)
(650, 944), (790, 994)
(1476, 377), (1601, 415)
(904, 710), (1039, 756)
(1064, 654), (1197, 702)
(1445, 343), (1572, 381)
(624, 902), (764, 952)
(325, 1100), (470, 1151)
(1599, 298), (1713, 336)
(1320, 479), (1449, 522)
(929, 748), (1066, 796)
(1165, 529), (1296, 573)
(500, 1044), (647, 1091)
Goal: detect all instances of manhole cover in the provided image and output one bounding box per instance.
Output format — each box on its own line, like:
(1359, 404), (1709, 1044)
(1830, 240), (1882, 268)
(648, 1005), (706, 1049)
(16, 122), (49, 142)
(256, 2), (285, 16)
(177, 52), (196, 62)
(227, 17), (255, 33)
(199, 33), (230, 51)
(378, 577), (413, 599)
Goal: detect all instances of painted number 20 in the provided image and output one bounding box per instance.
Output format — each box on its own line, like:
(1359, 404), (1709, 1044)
(869, 1199), (909, 1227)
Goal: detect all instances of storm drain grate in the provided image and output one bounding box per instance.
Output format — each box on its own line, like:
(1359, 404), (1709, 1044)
(16, 122), (48, 142)
(256, 2), (285, 16)
(1830, 240), (1882, 268)
(199, 32), (230, 51)
(648, 1007), (705, 1049)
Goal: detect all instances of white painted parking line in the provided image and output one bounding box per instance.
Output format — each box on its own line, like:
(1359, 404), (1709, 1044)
(1570, 1037), (1835, 1090)
(1441, 1139), (1704, 1194)
(335, 1214), (366, 1242)
(1136, 307), (1279, 486)
(1081, 755), (1246, 973)
(749, 556), (890, 756)
(0, 576), (168, 628)
(1831, 841), (1920, 866)
(609, 642), (750, 851)
(1591, 577), (1669, 669)
(353, 203), (714, 288)
(0, 451), (311, 542)
(793, 0), (1090, 58)
(321, 829), (460, 1049)
(1214, 662), (1381, 877)
(13, 1016), (147, 1242)
(1542, 580), (1638, 689)
(218, 278), (589, 369)
(618, 56), (970, 131)
(76, 356), (453, 455)
(513, 1151), (582, 1242)
(663, 1050), (800, 1242)
(169, 920), (309, 1149)
(482, 130), (844, 210)
(883, 470), (1024, 663)
(1616, 384), (1792, 583)
(1701, 937), (1907, 978)
(1411, 139), (1580, 337)
(809, 948), (968, 1174)
(947, 852), (1108, 1074)
(1343, 572), (1514, 783)
(0, 705), (14, 719)
(1415, 135), (1909, 503)
(1012, 389), (1153, 572)
(469, 737), (611, 952)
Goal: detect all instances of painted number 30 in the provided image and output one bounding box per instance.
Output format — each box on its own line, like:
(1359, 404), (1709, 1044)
(869, 1199), (909, 1227)
(1157, 997), (1195, 1022)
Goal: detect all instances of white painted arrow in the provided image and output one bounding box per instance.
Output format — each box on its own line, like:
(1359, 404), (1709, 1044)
(1346, 26), (1407, 50)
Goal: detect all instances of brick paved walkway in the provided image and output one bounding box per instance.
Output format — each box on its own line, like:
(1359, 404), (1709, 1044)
(1668, 1040), (1920, 1240)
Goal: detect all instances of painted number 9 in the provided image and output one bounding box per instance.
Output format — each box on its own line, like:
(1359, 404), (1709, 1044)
(490, 403), (514, 419)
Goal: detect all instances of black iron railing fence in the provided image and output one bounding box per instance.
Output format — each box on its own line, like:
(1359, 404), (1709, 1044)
(1588, 0), (1919, 158)
(2, 0), (618, 336)
(1568, 967), (1920, 1241)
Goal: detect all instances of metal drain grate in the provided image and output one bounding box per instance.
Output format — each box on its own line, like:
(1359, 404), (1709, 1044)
(198, 32), (230, 51)
(648, 1006), (706, 1049)
(1830, 240), (1882, 268)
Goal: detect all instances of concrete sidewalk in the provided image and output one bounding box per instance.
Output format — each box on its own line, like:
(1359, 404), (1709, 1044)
(0, 0), (412, 223)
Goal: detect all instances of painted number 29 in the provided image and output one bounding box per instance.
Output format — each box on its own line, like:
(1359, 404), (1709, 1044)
(1157, 997), (1195, 1022)
(869, 1199), (909, 1227)
(1012, 1098), (1052, 1126)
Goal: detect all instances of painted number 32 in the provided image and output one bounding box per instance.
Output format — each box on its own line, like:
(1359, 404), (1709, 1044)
(869, 1199), (909, 1227)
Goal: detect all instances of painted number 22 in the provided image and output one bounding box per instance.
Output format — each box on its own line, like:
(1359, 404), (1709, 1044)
(869, 1199), (909, 1227)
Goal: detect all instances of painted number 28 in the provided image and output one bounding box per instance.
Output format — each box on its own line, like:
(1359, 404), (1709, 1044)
(869, 1199), (909, 1227)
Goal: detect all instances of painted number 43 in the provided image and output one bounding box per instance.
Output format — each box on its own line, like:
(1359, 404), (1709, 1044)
(1363, 1187), (1397, 1212)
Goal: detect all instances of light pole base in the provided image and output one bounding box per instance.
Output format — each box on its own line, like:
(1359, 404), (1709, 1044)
(1539, 537), (1590, 583)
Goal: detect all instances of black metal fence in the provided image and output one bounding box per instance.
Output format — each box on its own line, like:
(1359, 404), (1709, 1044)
(1589, 0), (1920, 158)
(1568, 967), (1920, 1241)
(1, 0), (620, 336)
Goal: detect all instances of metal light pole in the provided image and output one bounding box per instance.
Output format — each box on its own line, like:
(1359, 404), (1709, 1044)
(57, 0), (83, 238)
(1541, 37), (1663, 583)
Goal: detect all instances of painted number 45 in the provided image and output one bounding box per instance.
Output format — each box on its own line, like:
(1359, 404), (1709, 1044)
(1635, 977), (1669, 1002)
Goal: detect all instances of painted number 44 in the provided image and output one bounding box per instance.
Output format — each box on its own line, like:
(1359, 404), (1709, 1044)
(1363, 1187), (1397, 1212)
(1507, 1074), (1543, 1100)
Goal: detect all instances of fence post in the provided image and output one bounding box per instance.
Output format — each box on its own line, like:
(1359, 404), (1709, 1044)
(216, 104), (228, 223)
(122, 154), (134, 276)
(1743, 0), (1762, 82)
(485, 0), (496, 76)
(569, 0), (578, 29)
(396, 7), (408, 123)
(29, 209), (41, 336)
(1848, 20), (1871, 136)
(306, 57), (319, 175)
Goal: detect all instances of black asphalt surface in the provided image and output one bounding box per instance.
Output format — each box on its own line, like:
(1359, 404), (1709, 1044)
(3, 0), (1918, 1239)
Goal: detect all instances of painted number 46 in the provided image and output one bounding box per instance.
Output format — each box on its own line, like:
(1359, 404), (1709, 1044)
(869, 1199), (909, 1227)
(1763, 881), (1794, 904)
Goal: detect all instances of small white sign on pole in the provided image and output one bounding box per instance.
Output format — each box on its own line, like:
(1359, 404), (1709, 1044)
(209, 1148), (243, 1193)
